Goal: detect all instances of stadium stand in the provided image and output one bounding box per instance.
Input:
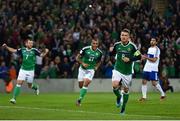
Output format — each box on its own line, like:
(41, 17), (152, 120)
(0, 0), (179, 79)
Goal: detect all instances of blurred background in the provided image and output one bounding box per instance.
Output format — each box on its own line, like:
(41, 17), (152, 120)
(0, 0), (179, 92)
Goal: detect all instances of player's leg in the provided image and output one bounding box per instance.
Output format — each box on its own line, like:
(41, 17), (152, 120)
(120, 87), (129, 114)
(26, 70), (39, 95)
(10, 80), (23, 104)
(27, 82), (39, 95)
(77, 67), (85, 89)
(77, 78), (91, 104)
(76, 69), (94, 106)
(152, 80), (165, 100)
(10, 69), (25, 104)
(151, 71), (165, 100)
(139, 71), (149, 101)
(78, 81), (84, 89)
(140, 79), (148, 100)
(119, 73), (131, 114)
(112, 70), (122, 108)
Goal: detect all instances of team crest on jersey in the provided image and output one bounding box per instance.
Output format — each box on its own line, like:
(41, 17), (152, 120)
(128, 48), (131, 51)
(96, 53), (99, 56)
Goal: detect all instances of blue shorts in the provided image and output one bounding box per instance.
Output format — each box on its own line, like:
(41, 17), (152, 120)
(142, 71), (158, 81)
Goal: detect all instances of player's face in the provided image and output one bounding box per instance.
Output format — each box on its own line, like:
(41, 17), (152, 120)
(91, 40), (99, 50)
(150, 38), (157, 46)
(26, 40), (33, 49)
(120, 32), (129, 44)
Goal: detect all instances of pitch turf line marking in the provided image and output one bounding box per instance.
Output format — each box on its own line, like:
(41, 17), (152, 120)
(0, 105), (178, 119)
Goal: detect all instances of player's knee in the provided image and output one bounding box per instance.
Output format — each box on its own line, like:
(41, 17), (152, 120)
(16, 80), (23, 85)
(16, 84), (22, 87)
(124, 87), (129, 93)
(79, 84), (84, 88)
(142, 80), (147, 85)
(78, 81), (84, 88)
(152, 81), (157, 86)
(112, 81), (119, 88)
(83, 79), (91, 87)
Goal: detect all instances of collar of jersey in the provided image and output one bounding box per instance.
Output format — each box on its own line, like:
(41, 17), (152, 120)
(90, 46), (97, 51)
(26, 48), (32, 51)
(121, 41), (130, 47)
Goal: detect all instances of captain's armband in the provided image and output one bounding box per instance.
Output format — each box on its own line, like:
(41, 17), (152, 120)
(134, 50), (141, 56)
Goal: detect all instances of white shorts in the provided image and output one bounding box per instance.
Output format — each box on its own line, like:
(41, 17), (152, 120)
(78, 67), (95, 82)
(17, 69), (34, 83)
(112, 69), (132, 88)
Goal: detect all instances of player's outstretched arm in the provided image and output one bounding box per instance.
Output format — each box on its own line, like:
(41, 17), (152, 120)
(40, 48), (49, 57)
(2, 43), (17, 53)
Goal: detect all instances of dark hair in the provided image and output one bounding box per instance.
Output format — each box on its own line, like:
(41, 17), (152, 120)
(122, 28), (130, 34)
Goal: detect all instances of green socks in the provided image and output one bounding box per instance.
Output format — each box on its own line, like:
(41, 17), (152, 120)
(113, 87), (121, 98)
(13, 85), (21, 99)
(79, 86), (88, 101)
(31, 83), (38, 90)
(122, 93), (129, 110)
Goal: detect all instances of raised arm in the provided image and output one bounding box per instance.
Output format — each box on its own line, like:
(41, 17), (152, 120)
(40, 48), (49, 57)
(2, 43), (17, 53)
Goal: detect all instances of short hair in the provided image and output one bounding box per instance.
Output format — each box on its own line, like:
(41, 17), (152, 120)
(122, 28), (130, 34)
(151, 37), (157, 41)
(27, 34), (33, 41)
(92, 38), (99, 42)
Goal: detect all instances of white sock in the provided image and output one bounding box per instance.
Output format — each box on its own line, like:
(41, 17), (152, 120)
(142, 85), (147, 99)
(155, 83), (165, 96)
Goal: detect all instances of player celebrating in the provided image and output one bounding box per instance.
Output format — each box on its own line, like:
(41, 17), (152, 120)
(139, 38), (165, 101)
(109, 28), (141, 114)
(76, 38), (103, 106)
(2, 36), (49, 104)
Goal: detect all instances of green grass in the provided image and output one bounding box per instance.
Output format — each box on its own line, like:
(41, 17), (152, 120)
(0, 92), (179, 120)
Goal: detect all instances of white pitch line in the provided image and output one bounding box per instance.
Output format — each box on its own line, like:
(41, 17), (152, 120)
(0, 105), (178, 119)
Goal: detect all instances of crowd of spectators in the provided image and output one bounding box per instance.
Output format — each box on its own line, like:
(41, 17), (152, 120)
(0, 0), (179, 80)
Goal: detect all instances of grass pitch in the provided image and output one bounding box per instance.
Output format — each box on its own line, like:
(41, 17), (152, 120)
(0, 92), (179, 120)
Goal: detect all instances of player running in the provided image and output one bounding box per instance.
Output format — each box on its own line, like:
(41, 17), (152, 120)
(76, 38), (103, 106)
(2, 36), (49, 104)
(110, 28), (141, 114)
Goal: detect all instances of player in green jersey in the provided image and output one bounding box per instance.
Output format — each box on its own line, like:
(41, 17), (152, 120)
(2, 37), (49, 104)
(76, 38), (103, 106)
(109, 29), (141, 114)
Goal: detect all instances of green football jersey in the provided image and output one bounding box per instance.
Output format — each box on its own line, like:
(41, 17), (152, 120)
(80, 46), (103, 70)
(17, 47), (41, 70)
(113, 41), (140, 75)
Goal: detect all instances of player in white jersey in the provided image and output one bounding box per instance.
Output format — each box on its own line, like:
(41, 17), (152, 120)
(139, 38), (165, 101)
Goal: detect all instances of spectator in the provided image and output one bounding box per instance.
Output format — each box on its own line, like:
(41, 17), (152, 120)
(48, 61), (58, 78)
(103, 59), (114, 78)
(0, 61), (10, 93)
(8, 64), (17, 93)
(71, 62), (79, 78)
(0, 0), (179, 78)
(61, 56), (71, 78)
(159, 71), (174, 93)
